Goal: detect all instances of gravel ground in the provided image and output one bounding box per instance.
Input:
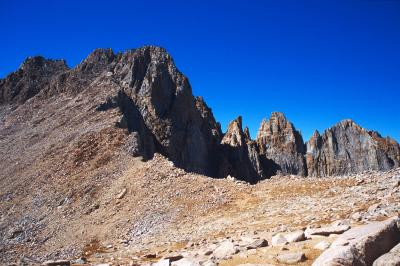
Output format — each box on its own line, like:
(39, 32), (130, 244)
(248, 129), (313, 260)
(0, 85), (399, 265)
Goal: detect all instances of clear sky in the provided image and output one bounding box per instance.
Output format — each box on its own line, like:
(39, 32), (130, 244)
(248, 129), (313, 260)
(1, 0), (399, 142)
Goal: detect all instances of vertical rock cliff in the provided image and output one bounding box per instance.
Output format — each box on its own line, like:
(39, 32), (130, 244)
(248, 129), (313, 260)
(306, 119), (400, 177)
(220, 116), (264, 183)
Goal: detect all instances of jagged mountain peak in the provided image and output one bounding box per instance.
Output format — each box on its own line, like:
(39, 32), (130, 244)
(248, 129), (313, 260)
(244, 126), (251, 142)
(222, 116), (244, 147)
(0, 56), (68, 104)
(256, 111), (307, 176)
(19, 56), (68, 71)
(306, 118), (400, 177)
(79, 48), (115, 67)
(1, 46), (399, 182)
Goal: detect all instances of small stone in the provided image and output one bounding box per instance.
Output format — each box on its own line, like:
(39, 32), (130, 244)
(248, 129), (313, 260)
(351, 212), (362, 221)
(314, 240), (331, 250)
(368, 203), (380, 213)
(42, 261), (71, 266)
(271, 233), (288, 246)
(213, 240), (239, 259)
(143, 253), (157, 259)
(163, 254), (183, 262)
(116, 188), (127, 199)
(276, 252), (306, 264)
(392, 180), (400, 189)
(246, 239), (268, 249)
(305, 224), (350, 238)
(247, 249), (257, 255)
(171, 257), (200, 266)
(72, 258), (86, 264)
(238, 264), (275, 266)
(201, 261), (217, 266)
(152, 259), (169, 266)
(285, 230), (305, 243)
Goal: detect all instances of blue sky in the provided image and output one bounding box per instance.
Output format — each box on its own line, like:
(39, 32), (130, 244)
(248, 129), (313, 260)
(1, 0), (399, 142)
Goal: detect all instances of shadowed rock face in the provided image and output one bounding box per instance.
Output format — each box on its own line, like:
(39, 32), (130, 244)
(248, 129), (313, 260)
(306, 119), (400, 177)
(111, 47), (223, 176)
(220, 116), (264, 183)
(256, 112), (307, 176)
(90, 46), (223, 176)
(0, 56), (68, 104)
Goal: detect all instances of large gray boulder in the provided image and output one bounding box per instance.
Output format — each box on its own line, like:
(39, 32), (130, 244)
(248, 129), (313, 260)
(312, 216), (400, 266)
(373, 242), (400, 266)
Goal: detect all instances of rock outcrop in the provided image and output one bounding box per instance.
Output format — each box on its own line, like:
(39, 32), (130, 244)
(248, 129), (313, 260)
(256, 112), (307, 176)
(44, 48), (115, 96)
(0, 56), (68, 104)
(111, 47), (223, 176)
(220, 116), (264, 183)
(1, 46), (400, 181)
(306, 119), (400, 177)
(93, 46), (223, 176)
(313, 216), (400, 266)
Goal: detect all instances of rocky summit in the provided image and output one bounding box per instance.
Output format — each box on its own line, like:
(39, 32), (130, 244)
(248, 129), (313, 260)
(256, 112), (307, 176)
(1, 46), (400, 265)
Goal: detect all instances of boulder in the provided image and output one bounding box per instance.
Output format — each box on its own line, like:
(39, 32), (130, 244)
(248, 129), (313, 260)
(271, 233), (288, 246)
(373, 242), (400, 266)
(285, 230), (305, 243)
(212, 240), (239, 259)
(171, 257), (200, 266)
(277, 252), (306, 264)
(152, 259), (170, 266)
(314, 240), (331, 250)
(246, 238), (268, 249)
(313, 216), (400, 266)
(305, 224), (350, 238)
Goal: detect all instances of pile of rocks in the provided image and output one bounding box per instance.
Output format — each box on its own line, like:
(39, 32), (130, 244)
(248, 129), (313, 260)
(139, 216), (400, 266)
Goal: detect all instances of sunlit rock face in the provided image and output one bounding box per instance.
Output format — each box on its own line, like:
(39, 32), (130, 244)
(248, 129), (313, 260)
(256, 112), (307, 176)
(306, 119), (400, 177)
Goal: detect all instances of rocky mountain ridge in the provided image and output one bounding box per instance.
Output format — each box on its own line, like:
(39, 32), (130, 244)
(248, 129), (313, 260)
(1, 45), (399, 182)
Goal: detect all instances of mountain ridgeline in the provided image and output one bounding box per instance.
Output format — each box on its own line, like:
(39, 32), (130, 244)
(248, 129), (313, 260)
(1, 46), (399, 182)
